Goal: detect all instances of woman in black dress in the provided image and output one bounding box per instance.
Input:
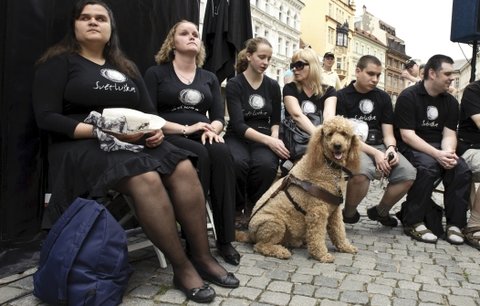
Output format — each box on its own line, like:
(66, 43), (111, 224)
(144, 20), (240, 266)
(32, 1), (237, 303)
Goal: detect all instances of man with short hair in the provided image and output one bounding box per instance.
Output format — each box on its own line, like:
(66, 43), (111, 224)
(337, 55), (416, 227)
(321, 52), (342, 90)
(395, 54), (470, 245)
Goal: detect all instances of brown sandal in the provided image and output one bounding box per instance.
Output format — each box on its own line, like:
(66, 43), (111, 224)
(445, 225), (464, 245)
(463, 226), (480, 250)
(404, 222), (438, 244)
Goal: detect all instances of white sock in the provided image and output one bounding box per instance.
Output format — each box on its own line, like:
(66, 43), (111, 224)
(448, 226), (464, 243)
(415, 224), (437, 241)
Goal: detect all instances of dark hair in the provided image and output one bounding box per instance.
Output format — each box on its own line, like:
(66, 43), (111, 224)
(404, 59), (416, 69)
(36, 0), (139, 78)
(356, 55), (382, 69)
(423, 54), (453, 80)
(235, 37), (272, 73)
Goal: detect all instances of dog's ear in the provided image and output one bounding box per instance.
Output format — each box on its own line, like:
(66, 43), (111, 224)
(305, 125), (324, 165)
(347, 134), (361, 172)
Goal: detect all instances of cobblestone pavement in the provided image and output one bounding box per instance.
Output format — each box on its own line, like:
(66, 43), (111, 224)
(1, 182), (480, 306)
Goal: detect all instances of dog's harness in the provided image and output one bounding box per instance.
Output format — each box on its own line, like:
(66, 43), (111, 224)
(251, 158), (352, 219)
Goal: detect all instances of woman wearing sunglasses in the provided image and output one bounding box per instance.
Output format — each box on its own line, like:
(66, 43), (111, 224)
(282, 47), (337, 162)
(224, 37), (290, 227)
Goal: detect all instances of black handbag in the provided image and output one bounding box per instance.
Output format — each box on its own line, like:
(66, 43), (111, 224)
(281, 112), (323, 161)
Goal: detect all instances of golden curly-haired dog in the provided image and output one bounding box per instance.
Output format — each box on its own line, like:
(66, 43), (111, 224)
(238, 116), (361, 262)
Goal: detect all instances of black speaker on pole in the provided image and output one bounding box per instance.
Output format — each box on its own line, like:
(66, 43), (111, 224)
(451, 0), (480, 43)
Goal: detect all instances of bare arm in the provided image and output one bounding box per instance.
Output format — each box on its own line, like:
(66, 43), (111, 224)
(284, 95), (316, 134)
(322, 96), (337, 122)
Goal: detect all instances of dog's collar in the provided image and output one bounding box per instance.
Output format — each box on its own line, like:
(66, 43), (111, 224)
(324, 154), (353, 177)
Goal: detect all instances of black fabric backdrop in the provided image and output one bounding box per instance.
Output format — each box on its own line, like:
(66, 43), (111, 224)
(0, 0), (199, 275)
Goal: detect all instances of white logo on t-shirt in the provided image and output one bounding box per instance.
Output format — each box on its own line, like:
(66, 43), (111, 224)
(359, 99), (374, 114)
(427, 106), (439, 120)
(248, 94), (265, 110)
(100, 69), (127, 83)
(179, 89), (204, 105)
(301, 100), (317, 114)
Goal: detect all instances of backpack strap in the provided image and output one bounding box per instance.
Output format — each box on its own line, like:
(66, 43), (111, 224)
(43, 198), (104, 302)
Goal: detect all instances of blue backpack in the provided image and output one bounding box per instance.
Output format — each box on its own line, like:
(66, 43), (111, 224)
(33, 198), (132, 305)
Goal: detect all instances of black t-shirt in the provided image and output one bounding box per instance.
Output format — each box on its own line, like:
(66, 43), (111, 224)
(458, 80), (480, 144)
(336, 81), (394, 136)
(282, 82), (336, 117)
(144, 62), (224, 126)
(394, 82), (459, 144)
(225, 73), (281, 136)
(33, 53), (155, 140)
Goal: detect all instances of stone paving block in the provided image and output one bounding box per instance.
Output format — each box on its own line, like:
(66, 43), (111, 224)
(343, 274), (372, 283)
(397, 280), (421, 291)
(451, 286), (479, 297)
(373, 277), (397, 288)
(393, 288), (418, 300)
(370, 294), (392, 306)
(382, 272), (412, 281)
(229, 286), (262, 301)
(422, 283), (450, 295)
(292, 283), (316, 296)
(417, 290), (444, 304)
(290, 273), (313, 284)
(238, 266), (266, 277)
(413, 274), (437, 285)
(392, 298), (418, 306)
(258, 291), (290, 305)
(222, 298), (254, 306)
(313, 276), (338, 288)
(0, 287), (28, 304)
(338, 279), (365, 291)
(319, 300), (349, 306)
(314, 287), (340, 300)
(153, 288), (186, 304)
(447, 295), (478, 306)
(120, 297), (156, 305)
(358, 269), (382, 277)
(266, 280), (292, 293)
(265, 269), (290, 281)
(129, 284), (160, 299)
(339, 290), (369, 304)
(352, 260), (375, 270)
(289, 295), (317, 306)
(8, 277), (34, 291)
(367, 283), (393, 296)
(335, 265), (359, 274)
(246, 276), (271, 289)
(446, 272), (468, 282)
(5, 294), (42, 306)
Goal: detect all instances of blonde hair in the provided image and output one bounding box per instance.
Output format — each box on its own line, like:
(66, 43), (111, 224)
(154, 20), (206, 67)
(291, 48), (324, 96)
(235, 37), (272, 74)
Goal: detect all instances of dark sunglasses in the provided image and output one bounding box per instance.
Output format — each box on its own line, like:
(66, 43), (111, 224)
(290, 61), (309, 71)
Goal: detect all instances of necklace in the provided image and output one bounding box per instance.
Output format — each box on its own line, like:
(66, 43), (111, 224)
(173, 62), (195, 85)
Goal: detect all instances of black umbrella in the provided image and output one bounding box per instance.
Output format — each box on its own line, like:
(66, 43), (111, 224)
(202, 0), (252, 83)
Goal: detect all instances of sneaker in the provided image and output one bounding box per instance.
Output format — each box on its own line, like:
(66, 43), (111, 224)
(367, 206), (398, 227)
(342, 209), (360, 224)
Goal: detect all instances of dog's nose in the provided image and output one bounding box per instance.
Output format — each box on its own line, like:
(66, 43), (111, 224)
(334, 143), (342, 151)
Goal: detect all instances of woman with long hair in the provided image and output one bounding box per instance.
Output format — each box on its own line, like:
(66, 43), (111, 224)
(224, 37), (289, 225)
(33, 1), (237, 303)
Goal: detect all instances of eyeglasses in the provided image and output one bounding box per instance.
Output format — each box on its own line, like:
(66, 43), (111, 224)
(290, 61), (309, 71)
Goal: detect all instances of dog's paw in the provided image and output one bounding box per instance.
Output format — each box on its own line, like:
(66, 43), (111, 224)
(313, 252), (335, 263)
(338, 244), (357, 254)
(254, 244), (292, 259)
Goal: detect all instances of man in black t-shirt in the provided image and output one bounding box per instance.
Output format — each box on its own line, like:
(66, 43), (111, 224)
(337, 55), (416, 227)
(457, 80), (480, 250)
(395, 54), (471, 245)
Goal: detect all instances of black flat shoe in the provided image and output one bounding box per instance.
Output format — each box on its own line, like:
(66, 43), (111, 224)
(217, 242), (241, 266)
(173, 277), (216, 303)
(196, 268), (240, 288)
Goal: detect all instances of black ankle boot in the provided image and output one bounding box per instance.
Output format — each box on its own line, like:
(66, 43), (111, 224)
(216, 242), (240, 266)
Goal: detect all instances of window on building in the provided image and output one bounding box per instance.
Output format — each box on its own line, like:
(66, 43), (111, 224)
(264, 30), (269, 39)
(278, 37), (283, 55)
(293, 43), (297, 52)
(276, 69), (281, 82)
(279, 5), (283, 21)
(265, 0), (269, 14)
(285, 41), (289, 56)
(293, 14), (298, 29)
(286, 10), (290, 26)
(328, 27), (335, 45)
(336, 57), (342, 70)
(254, 26), (259, 37)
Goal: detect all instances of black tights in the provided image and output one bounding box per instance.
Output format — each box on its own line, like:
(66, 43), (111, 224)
(116, 160), (226, 289)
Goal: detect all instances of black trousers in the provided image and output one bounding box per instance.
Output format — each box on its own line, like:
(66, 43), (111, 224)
(225, 134), (279, 212)
(166, 135), (235, 243)
(402, 147), (471, 228)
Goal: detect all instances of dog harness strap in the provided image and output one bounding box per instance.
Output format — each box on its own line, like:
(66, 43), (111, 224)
(288, 174), (344, 206)
(284, 189), (306, 215)
(249, 175), (292, 220)
(324, 155), (353, 177)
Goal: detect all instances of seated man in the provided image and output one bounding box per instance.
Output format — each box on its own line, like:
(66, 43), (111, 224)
(457, 79), (480, 250)
(337, 55), (416, 227)
(395, 54), (471, 244)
